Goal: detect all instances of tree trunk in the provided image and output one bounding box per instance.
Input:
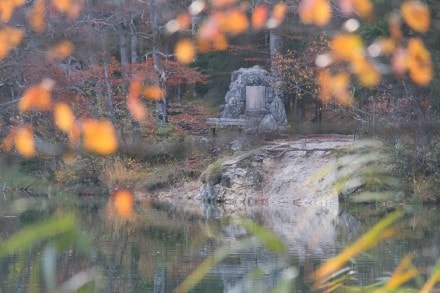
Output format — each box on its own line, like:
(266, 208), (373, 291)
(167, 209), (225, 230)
(148, 0), (167, 126)
(120, 26), (128, 69)
(269, 29), (282, 97)
(130, 20), (138, 64)
(103, 53), (115, 123)
(129, 20), (141, 143)
(119, 27), (129, 145)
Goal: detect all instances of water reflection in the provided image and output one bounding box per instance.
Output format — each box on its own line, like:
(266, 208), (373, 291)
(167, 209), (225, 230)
(0, 194), (439, 292)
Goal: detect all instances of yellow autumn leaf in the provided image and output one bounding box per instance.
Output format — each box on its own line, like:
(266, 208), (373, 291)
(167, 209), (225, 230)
(351, 57), (381, 87)
(0, 0), (25, 22)
(252, 5), (268, 30)
(54, 102), (75, 132)
(18, 78), (55, 112)
(82, 119), (118, 155)
(299, 0), (332, 27)
(175, 39), (196, 64)
(15, 126), (35, 158)
(420, 267), (440, 293)
(0, 26), (23, 59)
(406, 38), (432, 86)
(401, 1), (430, 33)
(382, 255), (419, 291)
(331, 33), (364, 61)
(28, 0), (46, 32)
(47, 40), (74, 60)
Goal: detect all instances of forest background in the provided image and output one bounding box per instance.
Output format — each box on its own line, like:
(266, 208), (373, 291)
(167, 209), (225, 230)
(0, 0), (439, 201)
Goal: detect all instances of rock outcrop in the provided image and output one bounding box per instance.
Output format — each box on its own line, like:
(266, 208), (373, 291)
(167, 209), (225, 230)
(196, 135), (356, 211)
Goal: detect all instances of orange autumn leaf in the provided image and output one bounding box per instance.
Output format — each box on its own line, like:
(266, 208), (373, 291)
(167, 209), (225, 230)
(338, 0), (354, 16)
(54, 102), (75, 132)
(406, 38), (432, 86)
(351, 57), (381, 87)
(128, 78), (142, 100)
(213, 33), (228, 51)
(389, 14), (403, 41)
(252, 5), (268, 30)
(1, 127), (17, 151)
(272, 2), (287, 24)
(339, 0), (372, 19)
(354, 0), (373, 19)
(18, 78), (55, 112)
(374, 38), (396, 55)
(401, 1), (430, 33)
(317, 70), (332, 103)
(47, 40), (74, 60)
(220, 9), (248, 35)
(112, 190), (134, 219)
(392, 47), (407, 76)
(299, 0), (332, 27)
(51, 0), (73, 13)
(15, 126), (35, 158)
(51, 0), (82, 19)
(331, 33), (364, 61)
(82, 119), (118, 155)
(176, 13), (191, 29)
(143, 86), (164, 101)
(0, 0), (25, 22)
(331, 72), (352, 105)
(175, 38), (196, 64)
(127, 98), (147, 121)
(28, 0), (46, 32)
(211, 0), (236, 9)
(0, 26), (23, 59)
(318, 70), (352, 105)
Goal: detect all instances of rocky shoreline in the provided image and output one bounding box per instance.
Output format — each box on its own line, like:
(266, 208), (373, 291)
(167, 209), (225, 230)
(143, 134), (380, 216)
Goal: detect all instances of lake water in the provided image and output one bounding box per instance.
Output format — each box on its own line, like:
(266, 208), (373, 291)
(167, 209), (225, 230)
(0, 193), (439, 292)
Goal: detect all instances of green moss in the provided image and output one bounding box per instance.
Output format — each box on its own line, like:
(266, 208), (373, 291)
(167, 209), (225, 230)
(200, 159), (225, 185)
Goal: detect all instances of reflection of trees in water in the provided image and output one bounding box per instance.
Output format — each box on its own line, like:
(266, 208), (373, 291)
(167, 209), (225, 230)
(2, 199), (440, 292)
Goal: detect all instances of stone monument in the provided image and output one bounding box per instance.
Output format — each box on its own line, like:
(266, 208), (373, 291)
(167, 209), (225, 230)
(220, 65), (287, 133)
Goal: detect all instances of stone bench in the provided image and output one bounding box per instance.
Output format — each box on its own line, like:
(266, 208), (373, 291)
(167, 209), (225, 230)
(206, 118), (248, 134)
